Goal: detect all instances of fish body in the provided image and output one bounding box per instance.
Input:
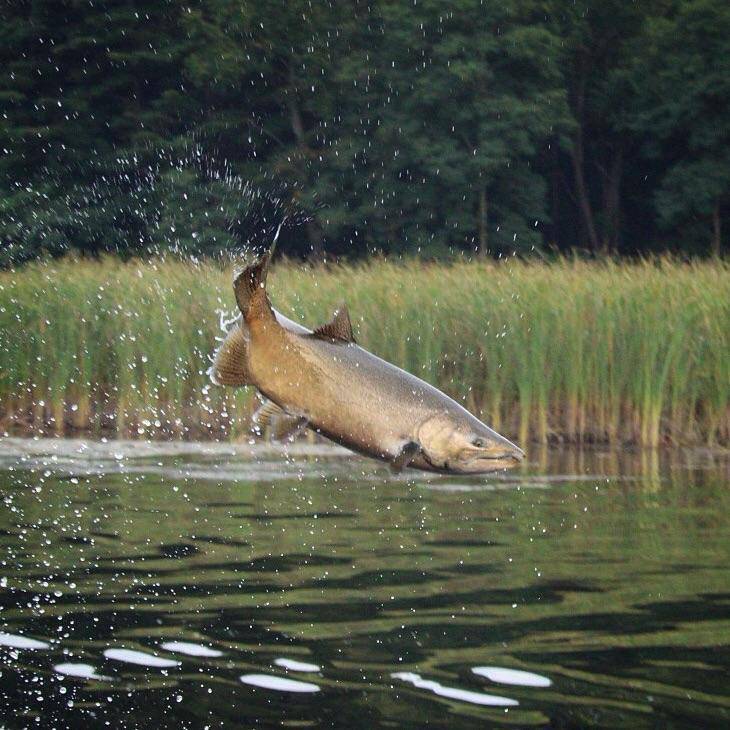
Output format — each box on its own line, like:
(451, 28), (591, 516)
(211, 246), (524, 474)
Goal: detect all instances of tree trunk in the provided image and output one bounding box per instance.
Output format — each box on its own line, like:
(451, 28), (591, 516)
(288, 97), (305, 143)
(570, 136), (600, 252)
(305, 218), (325, 260)
(478, 185), (488, 255)
(287, 64), (306, 141)
(286, 66), (323, 261)
(569, 60), (600, 252)
(550, 144), (561, 247)
(602, 146), (623, 253)
(712, 203), (721, 256)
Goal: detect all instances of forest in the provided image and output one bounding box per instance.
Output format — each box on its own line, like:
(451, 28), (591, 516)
(1, 0), (729, 265)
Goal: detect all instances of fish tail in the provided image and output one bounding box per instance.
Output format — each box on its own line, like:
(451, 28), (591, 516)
(233, 221), (284, 321)
(233, 248), (274, 322)
(213, 223), (285, 387)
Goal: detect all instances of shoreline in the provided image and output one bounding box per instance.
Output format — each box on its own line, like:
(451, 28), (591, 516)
(2, 433), (729, 457)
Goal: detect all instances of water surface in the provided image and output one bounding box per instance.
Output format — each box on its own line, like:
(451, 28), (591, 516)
(0, 439), (729, 728)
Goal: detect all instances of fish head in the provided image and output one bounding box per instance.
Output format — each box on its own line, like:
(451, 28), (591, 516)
(417, 412), (525, 474)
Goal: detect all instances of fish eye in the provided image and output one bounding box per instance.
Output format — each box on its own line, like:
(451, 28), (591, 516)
(472, 437), (487, 448)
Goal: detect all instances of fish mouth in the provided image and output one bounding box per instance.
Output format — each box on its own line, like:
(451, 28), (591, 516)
(463, 448), (525, 473)
(421, 445), (525, 475)
(475, 445), (525, 462)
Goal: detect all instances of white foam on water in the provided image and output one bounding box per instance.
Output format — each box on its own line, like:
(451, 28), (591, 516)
(0, 437), (376, 484)
(392, 672), (518, 707)
(274, 657), (320, 673)
(160, 641), (223, 658)
(0, 437), (351, 462)
(417, 481), (551, 492)
(473, 666), (552, 687)
(103, 648), (180, 668)
(0, 632), (50, 650)
(417, 483), (497, 492)
(54, 662), (112, 681)
(240, 673), (320, 693)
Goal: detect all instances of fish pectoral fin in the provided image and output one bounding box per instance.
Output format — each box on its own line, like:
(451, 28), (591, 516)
(252, 399), (309, 442)
(209, 319), (251, 387)
(311, 304), (356, 343)
(390, 441), (422, 473)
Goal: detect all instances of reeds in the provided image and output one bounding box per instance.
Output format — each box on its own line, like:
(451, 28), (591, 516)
(1, 256), (728, 445)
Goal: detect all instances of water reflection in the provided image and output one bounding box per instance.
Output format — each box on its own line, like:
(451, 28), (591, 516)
(159, 641), (223, 658)
(240, 674), (320, 693)
(0, 439), (729, 728)
(274, 657), (321, 672)
(392, 671), (518, 707)
(103, 648), (181, 668)
(473, 666), (552, 687)
(0, 632), (50, 650)
(54, 662), (111, 681)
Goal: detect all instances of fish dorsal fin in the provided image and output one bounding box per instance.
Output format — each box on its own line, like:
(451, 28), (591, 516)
(312, 305), (356, 343)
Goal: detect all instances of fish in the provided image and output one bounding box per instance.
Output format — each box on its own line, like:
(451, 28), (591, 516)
(210, 242), (525, 475)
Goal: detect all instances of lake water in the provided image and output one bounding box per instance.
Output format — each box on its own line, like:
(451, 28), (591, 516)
(0, 438), (728, 728)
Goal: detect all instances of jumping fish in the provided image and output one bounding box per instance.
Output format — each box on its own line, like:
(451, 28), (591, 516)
(210, 244), (524, 474)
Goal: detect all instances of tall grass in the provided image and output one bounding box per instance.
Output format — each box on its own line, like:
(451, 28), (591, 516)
(1, 256), (728, 446)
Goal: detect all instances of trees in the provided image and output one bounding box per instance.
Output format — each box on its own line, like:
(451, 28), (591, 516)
(547, 0), (663, 254)
(0, 0), (728, 264)
(0, 0), (193, 264)
(309, 0), (570, 255)
(180, 0), (353, 257)
(633, 0), (730, 255)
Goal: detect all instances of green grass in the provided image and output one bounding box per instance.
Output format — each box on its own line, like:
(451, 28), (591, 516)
(1, 256), (728, 446)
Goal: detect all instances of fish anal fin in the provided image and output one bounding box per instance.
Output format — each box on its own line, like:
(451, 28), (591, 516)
(209, 320), (251, 387)
(390, 441), (421, 473)
(312, 305), (356, 343)
(252, 398), (285, 430)
(272, 415), (309, 442)
(253, 399), (309, 442)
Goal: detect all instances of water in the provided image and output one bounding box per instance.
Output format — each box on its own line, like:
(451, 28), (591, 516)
(0, 438), (729, 728)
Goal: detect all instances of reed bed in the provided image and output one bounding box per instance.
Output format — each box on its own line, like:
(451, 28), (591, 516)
(1, 256), (728, 446)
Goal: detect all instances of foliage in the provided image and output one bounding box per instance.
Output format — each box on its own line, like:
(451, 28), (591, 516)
(631, 0), (730, 254)
(308, 0), (571, 254)
(0, 0), (727, 264)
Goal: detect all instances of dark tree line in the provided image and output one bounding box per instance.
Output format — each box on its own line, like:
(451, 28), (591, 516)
(1, 0), (728, 264)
